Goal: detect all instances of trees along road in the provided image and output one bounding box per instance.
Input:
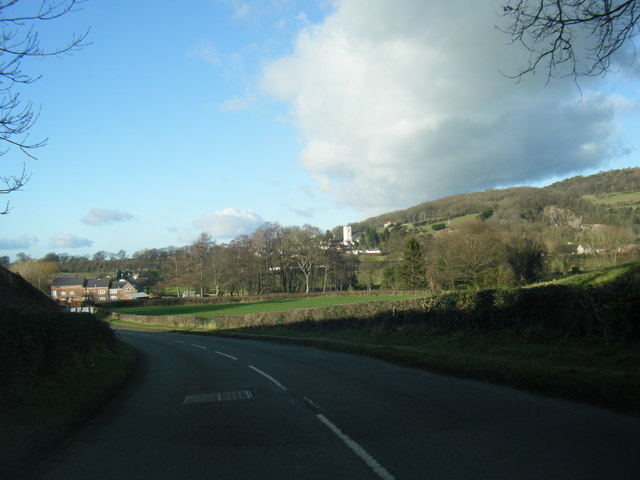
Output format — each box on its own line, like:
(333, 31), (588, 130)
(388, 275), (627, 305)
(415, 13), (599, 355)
(32, 330), (640, 479)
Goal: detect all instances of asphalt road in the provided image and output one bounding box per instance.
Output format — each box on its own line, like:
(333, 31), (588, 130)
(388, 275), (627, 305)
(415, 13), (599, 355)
(32, 330), (640, 479)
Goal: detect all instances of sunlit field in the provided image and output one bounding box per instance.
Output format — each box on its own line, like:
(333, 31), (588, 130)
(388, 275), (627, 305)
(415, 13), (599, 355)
(111, 295), (422, 320)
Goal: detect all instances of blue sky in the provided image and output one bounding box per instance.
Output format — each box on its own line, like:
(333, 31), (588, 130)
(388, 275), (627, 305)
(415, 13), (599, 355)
(1, 0), (639, 260)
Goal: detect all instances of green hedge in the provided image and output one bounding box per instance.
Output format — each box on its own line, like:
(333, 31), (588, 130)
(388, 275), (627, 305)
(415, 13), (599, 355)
(0, 305), (116, 402)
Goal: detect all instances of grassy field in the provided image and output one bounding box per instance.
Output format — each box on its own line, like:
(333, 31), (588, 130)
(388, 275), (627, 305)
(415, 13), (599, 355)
(583, 191), (640, 208)
(111, 294), (421, 319)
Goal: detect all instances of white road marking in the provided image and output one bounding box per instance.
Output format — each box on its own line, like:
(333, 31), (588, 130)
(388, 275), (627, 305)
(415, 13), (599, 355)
(173, 340), (185, 344)
(215, 350), (238, 361)
(191, 344), (207, 350)
(316, 414), (396, 480)
(248, 365), (287, 391)
(183, 390), (253, 404)
(303, 396), (321, 411)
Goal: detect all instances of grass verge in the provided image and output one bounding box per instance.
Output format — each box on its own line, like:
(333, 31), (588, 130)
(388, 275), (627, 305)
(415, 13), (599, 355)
(0, 341), (136, 478)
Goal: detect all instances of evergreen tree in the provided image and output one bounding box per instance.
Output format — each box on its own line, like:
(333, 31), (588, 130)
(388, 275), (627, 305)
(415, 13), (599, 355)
(399, 237), (427, 289)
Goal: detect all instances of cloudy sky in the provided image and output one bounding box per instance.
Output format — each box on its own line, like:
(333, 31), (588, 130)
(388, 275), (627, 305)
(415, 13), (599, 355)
(1, 0), (638, 260)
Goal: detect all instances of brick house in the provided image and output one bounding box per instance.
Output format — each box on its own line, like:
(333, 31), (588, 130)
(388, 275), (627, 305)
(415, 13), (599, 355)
(51, 277), (140, 305)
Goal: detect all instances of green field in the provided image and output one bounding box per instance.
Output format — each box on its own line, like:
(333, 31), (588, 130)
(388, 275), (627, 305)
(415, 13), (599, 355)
(111, 294), (421, 319)
(583, 191), (640, 208)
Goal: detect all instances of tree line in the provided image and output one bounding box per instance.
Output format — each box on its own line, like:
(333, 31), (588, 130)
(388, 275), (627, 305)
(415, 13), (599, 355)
(7, 207), (638, 298)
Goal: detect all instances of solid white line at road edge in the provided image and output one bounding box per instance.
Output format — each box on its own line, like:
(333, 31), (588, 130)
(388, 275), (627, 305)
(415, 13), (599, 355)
(215, 351), (238, 361)
(316, 414), (396, 480)
(248, 365), (287, 390)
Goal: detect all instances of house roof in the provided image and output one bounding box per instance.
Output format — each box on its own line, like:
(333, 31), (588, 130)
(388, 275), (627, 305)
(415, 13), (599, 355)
(85, 278), (111, 288)
(51, 276), (85, 287)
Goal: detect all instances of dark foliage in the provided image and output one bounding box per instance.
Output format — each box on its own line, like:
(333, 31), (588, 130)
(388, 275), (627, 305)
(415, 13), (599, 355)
(0, 266), (115, 403)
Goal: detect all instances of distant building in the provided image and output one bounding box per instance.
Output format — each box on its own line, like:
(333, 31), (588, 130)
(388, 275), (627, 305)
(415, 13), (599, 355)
(343, 225), (353, 244)
(51, 277), (144, 305)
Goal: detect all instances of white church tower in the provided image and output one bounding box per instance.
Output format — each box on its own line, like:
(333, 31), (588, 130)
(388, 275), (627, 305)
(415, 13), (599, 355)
(343, 225), (353, 244)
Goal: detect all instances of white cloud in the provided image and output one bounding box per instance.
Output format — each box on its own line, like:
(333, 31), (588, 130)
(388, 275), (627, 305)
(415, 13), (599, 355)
(261, 0), (635, 210)
(188, 41), (221, 67)
(193, 208), (264, 239)
(50, 234), (93, 249)
(0, 236), (38, 250)
(82, 208), (134, 226)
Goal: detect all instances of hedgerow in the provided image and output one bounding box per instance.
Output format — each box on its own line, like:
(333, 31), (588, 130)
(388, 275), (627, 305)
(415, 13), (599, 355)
(0, 305), (115, 403)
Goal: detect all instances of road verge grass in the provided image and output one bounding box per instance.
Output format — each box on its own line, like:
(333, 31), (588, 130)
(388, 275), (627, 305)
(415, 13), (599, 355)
(0, 341), (135, 478)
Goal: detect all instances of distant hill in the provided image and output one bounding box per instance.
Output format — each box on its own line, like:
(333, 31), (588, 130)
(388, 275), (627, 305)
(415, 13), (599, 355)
(545, 168), (640, 195)
(347, 168), (640, 233)
(0, 266), (58, 312)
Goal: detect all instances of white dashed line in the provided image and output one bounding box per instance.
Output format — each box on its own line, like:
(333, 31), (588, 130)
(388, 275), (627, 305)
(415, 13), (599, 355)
(215, 351), (238, 361)
(173, 340), (185, 344)
(303, 396), (321, 411)
(191, 344), (207, 350)
(316, 414), (396, 480)
(248, 365), (287, 390)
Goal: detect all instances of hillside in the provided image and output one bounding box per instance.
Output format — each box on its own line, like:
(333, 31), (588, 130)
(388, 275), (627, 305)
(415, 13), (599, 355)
(348, 167), (640, 233)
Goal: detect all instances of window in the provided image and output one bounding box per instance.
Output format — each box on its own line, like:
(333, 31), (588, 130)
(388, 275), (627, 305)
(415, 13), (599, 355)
(110, 296), (118, 301)
(99, 297), (106, 301)
(124, 287), (131, 292)
(69, 291), (75, 296)
(109, 289), (118, 294)
(98, 289), (106, 294)
(61, 291), (66, 296)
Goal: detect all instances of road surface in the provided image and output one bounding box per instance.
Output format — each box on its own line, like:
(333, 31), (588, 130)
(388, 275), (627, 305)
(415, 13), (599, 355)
(31, 330), (640, 479)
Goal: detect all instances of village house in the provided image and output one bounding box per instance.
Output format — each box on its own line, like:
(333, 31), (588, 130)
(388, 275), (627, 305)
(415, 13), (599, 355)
(50, 277), (143, 305)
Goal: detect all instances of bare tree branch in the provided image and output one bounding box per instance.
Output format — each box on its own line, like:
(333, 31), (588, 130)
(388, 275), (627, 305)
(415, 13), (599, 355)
(0, 162), (29, 213)
(501, 0), (639, 82)
(0, 0), (88, 214)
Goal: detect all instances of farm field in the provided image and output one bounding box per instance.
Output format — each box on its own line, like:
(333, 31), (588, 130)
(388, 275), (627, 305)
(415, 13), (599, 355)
(583, 191), (640, 208)
(111, 294), (422, 319)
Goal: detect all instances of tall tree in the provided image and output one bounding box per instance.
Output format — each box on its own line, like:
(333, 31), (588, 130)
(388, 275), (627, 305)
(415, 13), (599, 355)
(209, 243), (228, 296)
(505, 235), (547, 283)
(288, 224), (323, 293)
(363, 226), (380, 249)
(398, 236), (427, 289)
(1, 1), (88, 213)
(454, 222), (503, 287)
(192, 233), (212, 297)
